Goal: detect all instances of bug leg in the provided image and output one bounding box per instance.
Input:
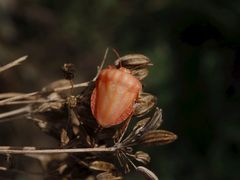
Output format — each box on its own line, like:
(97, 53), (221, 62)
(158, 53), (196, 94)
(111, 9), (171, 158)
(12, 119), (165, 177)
(112, 48), (120, 58)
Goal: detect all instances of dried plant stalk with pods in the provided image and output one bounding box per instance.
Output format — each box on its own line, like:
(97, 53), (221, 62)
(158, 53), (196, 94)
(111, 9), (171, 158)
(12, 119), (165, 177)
(0, 49), (177, 180)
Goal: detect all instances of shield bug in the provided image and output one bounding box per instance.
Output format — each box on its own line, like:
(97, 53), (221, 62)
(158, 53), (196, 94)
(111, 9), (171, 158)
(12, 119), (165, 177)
(91, 66), (142, 128)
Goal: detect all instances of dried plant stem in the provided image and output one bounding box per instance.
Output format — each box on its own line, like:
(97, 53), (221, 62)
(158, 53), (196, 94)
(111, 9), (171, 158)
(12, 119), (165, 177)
(0, 81), (89, 106)
(0, 146), (116, 155)
(0, 56), (28, 73)
(0, 167), (7, 171)
(0, 93), (26, 100)
(1, 99), (64, 106)
(0, 92), (38, 106)
(0, 106), (31, 119)
(54, 81), (91, 92)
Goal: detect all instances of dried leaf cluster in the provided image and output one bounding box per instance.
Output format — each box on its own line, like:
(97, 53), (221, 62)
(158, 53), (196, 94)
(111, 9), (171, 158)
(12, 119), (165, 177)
(0, 50), (177, 179)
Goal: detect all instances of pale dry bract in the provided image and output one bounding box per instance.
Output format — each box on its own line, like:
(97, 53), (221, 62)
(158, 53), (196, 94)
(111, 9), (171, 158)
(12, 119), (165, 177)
(0, 50), (177, 180)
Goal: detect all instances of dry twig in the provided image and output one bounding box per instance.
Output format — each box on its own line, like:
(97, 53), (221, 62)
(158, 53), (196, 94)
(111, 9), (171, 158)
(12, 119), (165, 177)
(0, 146), (116, 154)
(0, 55), (28, 73)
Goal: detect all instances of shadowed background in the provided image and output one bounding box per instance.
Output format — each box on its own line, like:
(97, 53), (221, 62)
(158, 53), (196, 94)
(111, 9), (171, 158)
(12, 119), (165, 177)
(0, 0), (240, 179)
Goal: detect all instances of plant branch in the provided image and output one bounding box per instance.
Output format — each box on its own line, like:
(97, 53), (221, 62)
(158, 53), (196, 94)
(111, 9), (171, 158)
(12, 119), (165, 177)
(54, 81), (91, 92)
(0, 99), (65, 106)
(0, 146), (117, 154)
(0, 93), (26, 100)
(0, 80), (91, 106)
(0, 106), (31, 119)
(0, 55), (28, 73)
(0, 92), (39, 106)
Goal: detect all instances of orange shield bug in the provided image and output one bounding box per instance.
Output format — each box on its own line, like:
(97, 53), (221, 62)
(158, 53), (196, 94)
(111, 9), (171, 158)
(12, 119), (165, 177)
(91, 66), (142, 128)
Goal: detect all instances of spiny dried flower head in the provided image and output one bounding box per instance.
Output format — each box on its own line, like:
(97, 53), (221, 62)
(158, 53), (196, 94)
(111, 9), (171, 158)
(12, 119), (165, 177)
(0, 51), (177, 180)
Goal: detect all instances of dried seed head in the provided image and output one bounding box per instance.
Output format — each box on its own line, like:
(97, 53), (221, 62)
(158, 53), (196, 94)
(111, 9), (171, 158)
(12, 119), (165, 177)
(139, 130), (177, 146)
(134, 151), (151, 164)
(0, 53), (178, 180)
(136, 166), (159, 180)
(96, 172), (122, 180)
(62, 63), (75, 80)
(142, 108), (163, 132)
(121, 108), (163, 147)
(60, 129), (70, 146)
(114, 54), (151, 69)
(58, 164), (68, 174)
(131, 68), (149, 80)
(89, 161), (115, 172)
(66, 95), (77, 108)
(134, 92), (157, 116)
(132, 118), (150, 132)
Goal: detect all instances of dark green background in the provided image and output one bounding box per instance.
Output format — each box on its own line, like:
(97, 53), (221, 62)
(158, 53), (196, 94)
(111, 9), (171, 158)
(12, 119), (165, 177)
(0, 0), (240, 179)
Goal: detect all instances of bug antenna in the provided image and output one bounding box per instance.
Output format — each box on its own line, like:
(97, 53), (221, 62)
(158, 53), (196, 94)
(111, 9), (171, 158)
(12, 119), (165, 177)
(112, 48), (123, 67)
(112, 48), (120, 58)
(93, 48), (109, 81)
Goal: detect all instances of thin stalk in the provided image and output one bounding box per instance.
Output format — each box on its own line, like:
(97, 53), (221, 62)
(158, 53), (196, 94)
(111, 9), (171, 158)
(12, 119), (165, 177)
(0, 56), (28, 73)
(0, 99), (64, 106)
(0, 93), (26, 100)
(0, 146), (117, 155)
(0, 106), (31, 119)
(54, 81), (91, 92)
(0, 81), (90, 106)
(0, 92), (39, 106)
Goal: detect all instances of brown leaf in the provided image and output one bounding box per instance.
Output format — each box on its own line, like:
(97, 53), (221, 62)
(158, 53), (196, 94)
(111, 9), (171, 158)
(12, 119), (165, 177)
(69, 108), (94, 147)
(69, 108), (80, 126)
(89, 161), (115, 172)
(96, 172), (122, 180)
(136, 166), (159, 180)
(139, 130), (177, 146)
(61, 129), (70, 146)
(134, 151), (151, 164)
(58, 164), (68, 174)
(134, 92), (157, 116)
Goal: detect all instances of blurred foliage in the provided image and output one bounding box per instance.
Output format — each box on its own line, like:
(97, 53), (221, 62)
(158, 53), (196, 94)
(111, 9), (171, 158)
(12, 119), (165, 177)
(0, 0), (240, 179)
